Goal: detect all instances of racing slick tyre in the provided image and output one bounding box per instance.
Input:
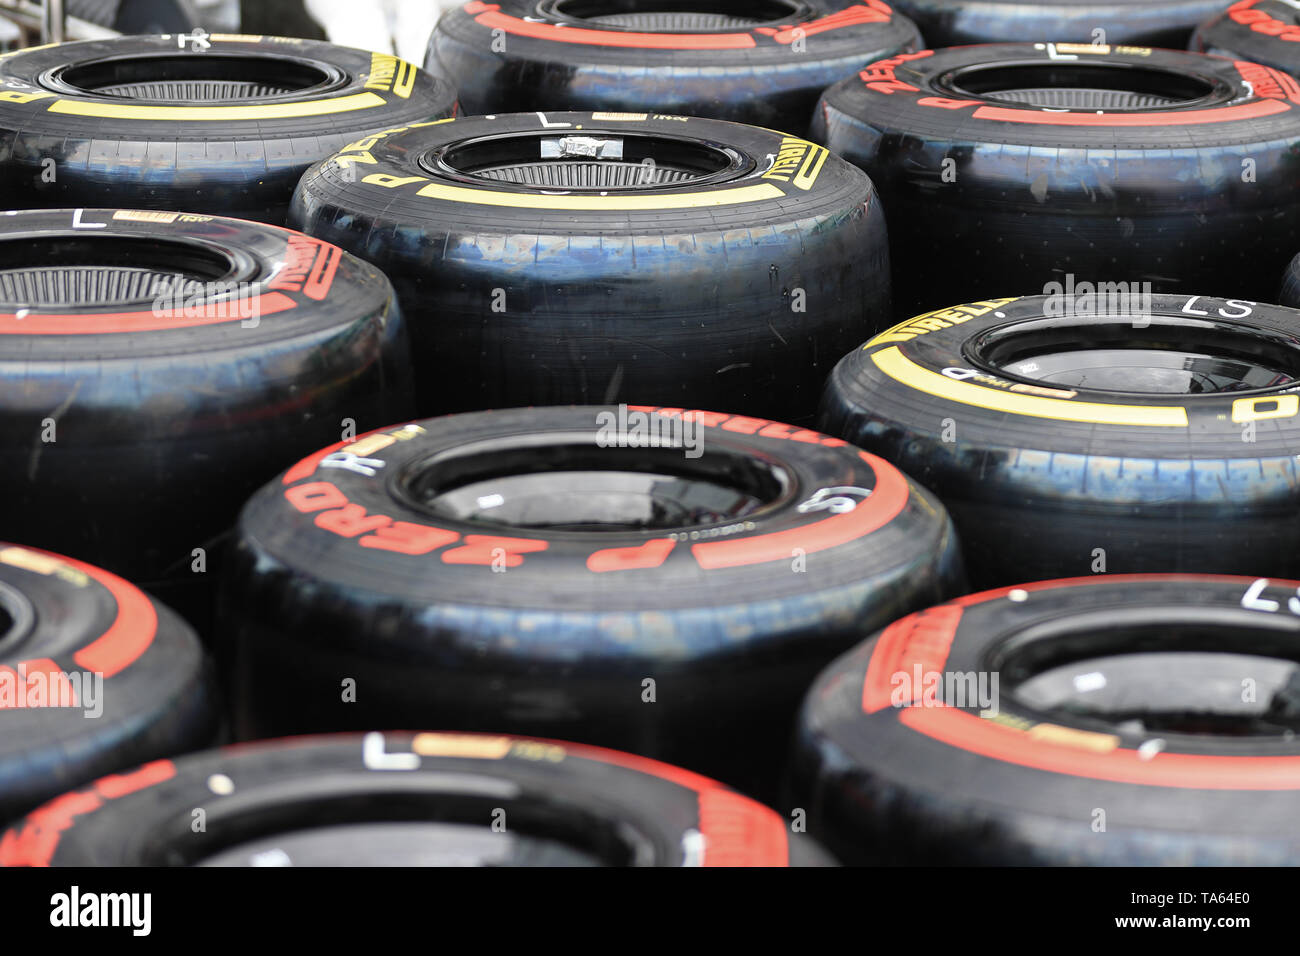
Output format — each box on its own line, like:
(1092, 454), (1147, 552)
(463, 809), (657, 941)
(889, 0), (1227, 48)
(219, 406), (964, 798)
(812, 43), (1300, 317)
(0, 209), (414, 634)
(818, 294), (1300, 587)
(289, 111), (888, 423)
(424, 0), (923, 136)
(1192, 1), (1300, 77)
(791, 574), (1300, 865)
(0, 543), (217, 824)
(0, 731), (833, 866)
(0, 35), (458, 225)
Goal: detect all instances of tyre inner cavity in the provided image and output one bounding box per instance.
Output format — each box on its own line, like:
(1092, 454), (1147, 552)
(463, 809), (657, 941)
(0, 236), (235, 307)
(975, 319), (1300, 394)
(56, 55), (331, 101)
(946, 63), (1216, 111)
(433, 132), (737, 191)
(400, 441), (790, 532)
(198, 822), (603, 867)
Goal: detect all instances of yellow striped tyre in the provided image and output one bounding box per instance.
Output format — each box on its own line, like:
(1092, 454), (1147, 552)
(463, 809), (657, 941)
(0, 35), (458, 224)
(288, 111), (889, 422)
(818, 294), (1300, 586)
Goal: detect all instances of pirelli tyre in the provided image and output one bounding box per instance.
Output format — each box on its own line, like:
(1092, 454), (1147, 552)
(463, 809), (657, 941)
(818, 294), (1300, 587)
(791, 574), (1300, 865)
(0, 208), (414, 631)
(289, 111), (888, 423)
(889, 0), (1227, 48)
(0, 732), (833, 866)
(812, 44), (1300, 318)
(0, 543), (217, 824)
(1193, 1), (1300, 77)
(220, 407), (963, 797)
(0, 35), (458, 225)
(424, 0), (923, 136)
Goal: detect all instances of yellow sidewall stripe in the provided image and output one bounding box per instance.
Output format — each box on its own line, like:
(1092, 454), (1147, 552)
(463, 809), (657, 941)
(414, 181), (785, 210)
(872, 346), (1189, 427)
(46, 91), (388, 121)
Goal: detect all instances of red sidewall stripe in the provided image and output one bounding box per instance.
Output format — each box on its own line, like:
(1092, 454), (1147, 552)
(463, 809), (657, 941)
(861, 573), (1300, 789)
(0, 292), (298, 334)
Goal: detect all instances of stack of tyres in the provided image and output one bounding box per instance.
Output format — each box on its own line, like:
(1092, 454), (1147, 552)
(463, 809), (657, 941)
(814, 43), (1300, 317)
(0, 36), (457, 224)
(0, 209), (414, 630)
(290, 111), (890, 423)
(425, 0), (923, 135)
(219, 406), (964, 798)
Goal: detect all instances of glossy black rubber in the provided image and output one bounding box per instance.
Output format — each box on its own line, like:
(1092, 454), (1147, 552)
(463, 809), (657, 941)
(792, 575), (1300, 865)
(1, 732), (833, 865)
(819, 293), (1300, 586)
(0, 35), (457, 224)
(0, 209), (414, 632)
(0, 544), (217, 824)
(812, 43), (1300, 318)
(1192, 0), (1300, 76)
(289, 111), (889, 423)
(424, 0), (922, 135)
(219, 406), (963, 798)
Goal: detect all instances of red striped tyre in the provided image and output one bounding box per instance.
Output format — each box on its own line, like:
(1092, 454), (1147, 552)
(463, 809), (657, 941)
(0, 544), (217, 824)
(791, 575), (1300, 865)
(0, 209), (414, 631)
(812, 43), (1300, 317)
(218, 406), (964, 797)
(1193, 0), (1300, 77)
(0, 732), (832, 866)
(424, 0), (922, 135)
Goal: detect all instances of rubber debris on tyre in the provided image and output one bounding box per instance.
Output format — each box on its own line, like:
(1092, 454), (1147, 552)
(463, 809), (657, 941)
(425, 0), (923, 135)
(0, 35), (458, 224)
(891, 0), (1227, 48)
(289, 111), (889, 423)
(818, 293), (1300, 587)
(219, 406), (963, 796)
(0, 732), (833, 866)
(813, 43), (1300, 316)
(1194, 0), (1300, 78)
(0, 543), (217, 825)
(0, 208), (414, 629)
(791, 574), (1300, 865)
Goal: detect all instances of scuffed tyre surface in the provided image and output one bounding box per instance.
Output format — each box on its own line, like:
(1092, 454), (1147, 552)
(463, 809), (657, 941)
(425, 0), (922, 135)
(0, 35), (458, 224)
(219, 406), (963, 796)
(819, 294), (1300, 587)
(0, 209), (414, 624)
(1192, 1), (1300, 76)
(813, 43), (1300, 317)
(894, 0), (1226, 48)
(792, 574), (1300, 865)
(0, 543), (217, 824)
(1, 732), (832, 866)
(290, 111), (888, 423)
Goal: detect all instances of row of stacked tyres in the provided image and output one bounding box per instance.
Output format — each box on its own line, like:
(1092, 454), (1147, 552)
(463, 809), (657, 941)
(2, 1), (1300, 865)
